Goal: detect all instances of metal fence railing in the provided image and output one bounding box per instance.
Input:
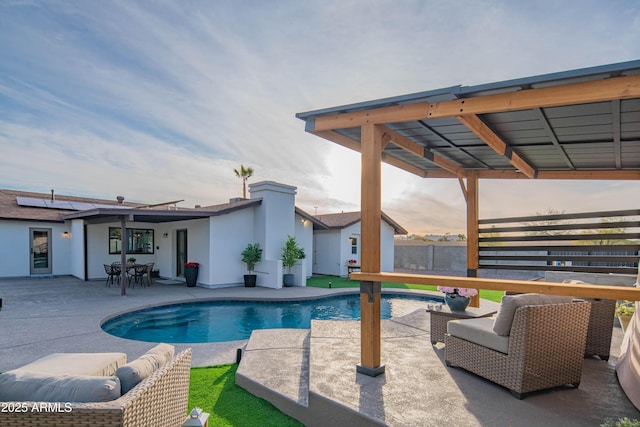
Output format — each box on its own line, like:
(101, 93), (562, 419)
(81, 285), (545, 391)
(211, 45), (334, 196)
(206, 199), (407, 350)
(478, 209), (640, 274)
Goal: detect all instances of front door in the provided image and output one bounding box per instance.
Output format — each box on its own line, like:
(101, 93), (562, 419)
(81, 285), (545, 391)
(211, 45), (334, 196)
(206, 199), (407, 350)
(30, 228), (52, 275)
(176, 229), (187, 277)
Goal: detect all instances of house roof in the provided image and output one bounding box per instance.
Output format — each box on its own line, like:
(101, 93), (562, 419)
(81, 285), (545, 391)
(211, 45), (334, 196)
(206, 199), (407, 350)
(0, 188), (262, 224)
(295, 207), (329, 229)
(297, 60), (640, 180)
(0, 189), (408, 234)
(0, 189), (143, 223)
(314, 211), (408, 235)
(62, 199), (262, 224)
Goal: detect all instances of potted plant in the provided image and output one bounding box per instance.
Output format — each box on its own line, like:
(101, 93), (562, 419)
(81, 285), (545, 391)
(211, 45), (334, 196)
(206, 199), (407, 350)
(184, 262), (199, 287)
(241, 243), (262, 287)
(437, 286), (478, 311)
(616, 300), (635, 333)
(127, 257), (136, 264)
(281, 235), (305, 287)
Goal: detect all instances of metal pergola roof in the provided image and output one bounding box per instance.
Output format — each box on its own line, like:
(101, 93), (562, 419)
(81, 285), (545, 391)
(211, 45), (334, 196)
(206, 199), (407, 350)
(297, 60), (640, 180)
(297, 60), (640, 377)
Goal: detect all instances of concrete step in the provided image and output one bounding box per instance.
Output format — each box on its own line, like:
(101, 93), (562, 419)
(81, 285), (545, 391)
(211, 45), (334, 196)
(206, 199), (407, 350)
(235, 323), (393, 427)
(235, 328), (310, 412)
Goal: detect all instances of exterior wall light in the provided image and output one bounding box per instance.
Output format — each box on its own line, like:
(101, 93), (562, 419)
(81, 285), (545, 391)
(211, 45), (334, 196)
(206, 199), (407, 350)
(63, 231), (70, 238)
(182, 407), (209, 426)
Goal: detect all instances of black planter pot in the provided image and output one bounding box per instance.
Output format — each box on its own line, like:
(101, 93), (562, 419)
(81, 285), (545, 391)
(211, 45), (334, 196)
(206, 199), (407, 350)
(184, 266), (199, 287)
(283, 273), (295, 287)
(244, 274), (257, 287)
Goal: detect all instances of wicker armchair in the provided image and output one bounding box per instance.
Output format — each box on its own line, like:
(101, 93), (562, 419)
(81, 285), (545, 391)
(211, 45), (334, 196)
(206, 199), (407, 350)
(583, 298), (615, 360)
(0, 348), (192, 427)
(445, 301), (590, 399)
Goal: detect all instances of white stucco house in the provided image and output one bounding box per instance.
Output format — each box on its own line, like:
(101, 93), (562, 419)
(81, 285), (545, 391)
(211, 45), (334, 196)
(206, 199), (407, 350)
(312, 211), (406, 277)
(0, 181), (406, 288)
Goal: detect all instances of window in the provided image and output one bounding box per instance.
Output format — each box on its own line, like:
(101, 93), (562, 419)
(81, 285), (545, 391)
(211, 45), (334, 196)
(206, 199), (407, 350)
(350, 237), (358, 255)
(109, 228), (154, 254)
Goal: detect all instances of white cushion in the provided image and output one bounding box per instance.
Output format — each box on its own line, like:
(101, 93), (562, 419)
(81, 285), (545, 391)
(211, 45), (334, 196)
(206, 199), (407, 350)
(448, 317), (510, 354)
(13, 352), (127, 376)
(145, 343), (174, 365)
(492, 294), (573, 336)
(115, 344), (174, 394)
(0, 370), (120, 402)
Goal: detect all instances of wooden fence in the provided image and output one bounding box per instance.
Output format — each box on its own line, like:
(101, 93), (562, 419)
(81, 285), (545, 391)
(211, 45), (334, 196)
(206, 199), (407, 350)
(478, 209), (640, 275)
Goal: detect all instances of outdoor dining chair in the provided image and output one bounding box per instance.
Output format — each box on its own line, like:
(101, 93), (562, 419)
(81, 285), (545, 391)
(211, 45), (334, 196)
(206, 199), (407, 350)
(128, 264), (147, 288)
(104, 264), (120, 287)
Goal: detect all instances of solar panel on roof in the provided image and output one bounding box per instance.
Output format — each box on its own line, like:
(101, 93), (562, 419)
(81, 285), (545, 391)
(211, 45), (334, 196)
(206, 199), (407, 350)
(44, 199), (74, 209)
(67, 201), (101, 211)
(16, 196), (48, 208)
(16, 196), (132, 211)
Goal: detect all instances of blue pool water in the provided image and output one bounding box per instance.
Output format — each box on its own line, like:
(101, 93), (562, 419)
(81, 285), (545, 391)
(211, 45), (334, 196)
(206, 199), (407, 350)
(101, 294), (438, 343)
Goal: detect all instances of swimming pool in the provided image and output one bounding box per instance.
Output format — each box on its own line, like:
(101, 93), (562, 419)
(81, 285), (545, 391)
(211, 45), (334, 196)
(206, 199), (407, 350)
(101, 293), (439, 343)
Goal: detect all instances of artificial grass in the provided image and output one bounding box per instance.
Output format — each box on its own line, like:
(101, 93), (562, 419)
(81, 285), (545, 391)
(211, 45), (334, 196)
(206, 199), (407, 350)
(188, 364), (302, 427)
(306, 275), (504, 303)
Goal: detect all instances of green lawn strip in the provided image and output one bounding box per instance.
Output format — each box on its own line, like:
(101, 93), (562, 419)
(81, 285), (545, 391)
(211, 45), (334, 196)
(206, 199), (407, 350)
(189, 364), (303, 427)
(306, 275), (504, 303)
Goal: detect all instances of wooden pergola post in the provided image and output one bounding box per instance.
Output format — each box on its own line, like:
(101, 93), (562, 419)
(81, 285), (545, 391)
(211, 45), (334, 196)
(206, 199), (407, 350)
(357, 123), (385, 377)
(466, 172), (480, 307)
(120, 218), (127, 296)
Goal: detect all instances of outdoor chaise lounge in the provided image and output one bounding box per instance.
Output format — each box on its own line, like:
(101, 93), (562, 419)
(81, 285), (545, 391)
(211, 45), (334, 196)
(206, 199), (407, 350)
(0, 344), (192, 427)
(444, 294), (590, 399)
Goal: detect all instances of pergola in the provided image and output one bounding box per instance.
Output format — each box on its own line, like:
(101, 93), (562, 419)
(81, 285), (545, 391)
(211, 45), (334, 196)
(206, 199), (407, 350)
(297, 60), (640, 376)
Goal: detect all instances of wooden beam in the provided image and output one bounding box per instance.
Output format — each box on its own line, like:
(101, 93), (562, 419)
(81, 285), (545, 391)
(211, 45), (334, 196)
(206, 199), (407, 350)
(381, 153), (427, 177)
(359, 123), (384, 376)
(381, 131), (392, 149)
(313, 130), (361, 152)
(457, 114), (537, 178)
(458, 178), (468, 202)
(310, 75), (640, 131)
(473, 169), (640, 180)
(312, 129), (430, 178)
(382, 126), (466, 178)
(350, 272), (640, 301)
(466, 172), (480, 307)
(424, 169), (460, 178)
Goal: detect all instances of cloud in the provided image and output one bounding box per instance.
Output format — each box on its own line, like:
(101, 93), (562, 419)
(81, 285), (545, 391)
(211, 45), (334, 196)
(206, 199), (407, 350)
(0, 1), (639, 234)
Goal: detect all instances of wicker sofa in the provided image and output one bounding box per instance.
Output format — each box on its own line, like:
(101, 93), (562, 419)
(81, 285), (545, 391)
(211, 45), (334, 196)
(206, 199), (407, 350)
(0, 347), (192, 427)
(444, 297), (590, 399)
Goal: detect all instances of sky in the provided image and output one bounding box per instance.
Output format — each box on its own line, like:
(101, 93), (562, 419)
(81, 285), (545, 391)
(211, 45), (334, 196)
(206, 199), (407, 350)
(1, 0), (639, 235)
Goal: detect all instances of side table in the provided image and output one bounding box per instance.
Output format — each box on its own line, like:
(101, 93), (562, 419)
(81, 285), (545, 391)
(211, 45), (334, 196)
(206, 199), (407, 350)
(427, 305), (497, 344)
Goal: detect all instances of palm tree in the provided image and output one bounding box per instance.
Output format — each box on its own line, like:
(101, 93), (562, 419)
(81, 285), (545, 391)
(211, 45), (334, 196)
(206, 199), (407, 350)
(233, 165), (254, 199)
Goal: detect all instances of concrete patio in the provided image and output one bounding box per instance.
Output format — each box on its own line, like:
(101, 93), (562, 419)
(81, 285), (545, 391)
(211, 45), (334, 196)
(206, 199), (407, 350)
(1, 276), (638, 426)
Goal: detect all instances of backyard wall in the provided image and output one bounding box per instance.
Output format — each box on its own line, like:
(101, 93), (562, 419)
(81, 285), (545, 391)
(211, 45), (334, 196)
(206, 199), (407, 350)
(394, 242), (467, 273)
